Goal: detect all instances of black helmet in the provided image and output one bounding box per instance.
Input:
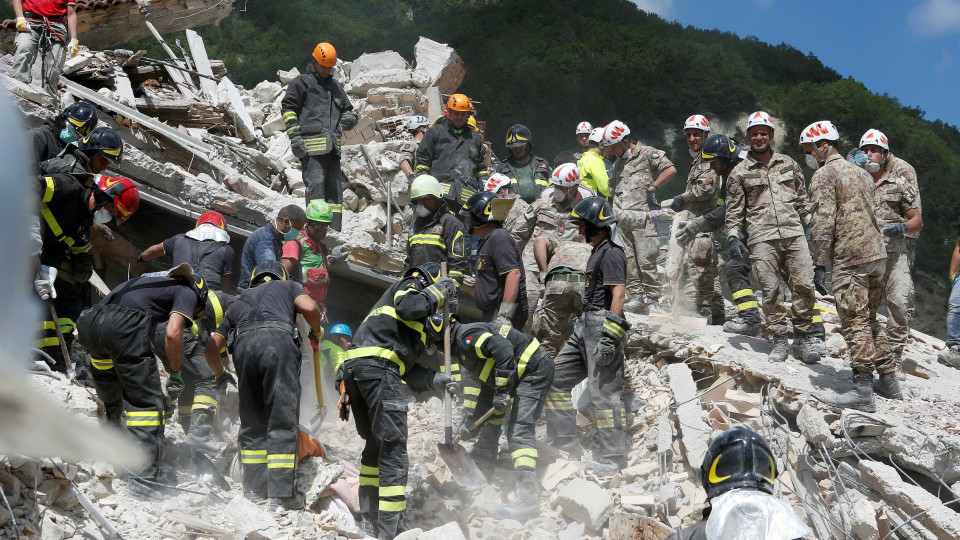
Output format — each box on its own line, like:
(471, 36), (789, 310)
(505, 124), (532, 149)
(403, 262), (442, 289)
(700, 426), (777, 501)
(167, 263), (208, 319)
(425, 311), (445, 345)
(250, 260), (287, 286)
(79, 127), (123, 164)
(463, 191), (498, 228)
(701, 134), (744, 164)
(61, 102), (99, 138)
(569, 196), (616, 228)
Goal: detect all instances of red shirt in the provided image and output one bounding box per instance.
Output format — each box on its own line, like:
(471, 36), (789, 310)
(23, 0), (75, 17)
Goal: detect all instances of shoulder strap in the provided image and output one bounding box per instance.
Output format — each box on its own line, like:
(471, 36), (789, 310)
(237, 281), (274, 322)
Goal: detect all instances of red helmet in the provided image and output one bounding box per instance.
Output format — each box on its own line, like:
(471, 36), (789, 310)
(196, 211), (226, 230)
(97, 175), (139, 223)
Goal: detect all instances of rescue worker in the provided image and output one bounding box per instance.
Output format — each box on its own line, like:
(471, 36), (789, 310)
(485, 173), (529, 232)
(858, 129), (922, 377)
(544, 196), (630, 476)
(320, 323), (352, 372)
(35, 173), (139, 373)
(724, 112), (821, 363)
(338, 262), (458, 538)
(77, 263), (206, 494)
(399, 115), (429, 181)
(426, 313), (555, 521)
(666, 427), (811, 540)
(139, 211), (235, 292)
(237, 204), (307, 290)
(940, 223), (960, 369)
(509, 163), (592, 356)
(29, 102), (98, 171)
(676, 134), (764, 337)
(494, 124), (552, 204)
(573, 121), (593, 160)
(603, 120), (677, 313)
(802, 121), (900, 411)
(669, 115), (723, 323)
(281, 42), (357, 231)
(405, 175), (469, 284)
(41, 125), (124, 175)
(12, 0), (80, 95)
(281, 200), (333, 314)
(204, 261), (325, 510)
(465, 191), (528, 328)
(576, 127), (610, 198)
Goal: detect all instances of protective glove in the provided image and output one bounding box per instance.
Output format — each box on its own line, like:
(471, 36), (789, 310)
(16, 17), (27, 32)
(457, 416), (479, 441)
(425, 277), (458, 309)
(35, 265), (58, 300)
(648, 210), (663, 222)
(645, 189), (660, 210)
(431, 372), (460, 397)
(215, 369), (237, 390)
(593, 312), (630, 367)
(670, 195), (685, 212)
(882, 223), (908, 238)
(728, 236), (750, 261)
(311, 327), (325, 341)
(68, 38), (79, 58)
(407, 172), (415, 182)
(327, 245), (350, 265)
(340, 112), (359, 131)
(492, 392), (511, 412)
(593, 336), (617, 366)
(676, 219), (702, 246)
(814, 266), (828, 296)
(290, 136), (308, 159)
(165, 371), (184, 402)
(495, 301), (518, 327)
(72, 253), (93, 283)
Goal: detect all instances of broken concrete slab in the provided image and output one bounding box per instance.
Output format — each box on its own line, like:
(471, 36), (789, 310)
(860, 459), (960, 538)
(667, 363), (711, 468)
(850, 498), (879, 540)
(412, 37), (466, 95)
(346, 51), (414, 96)
(797, 403), (832, 444)
(609, 513), (672, 540)
(557, 478), (614, 532)
(419, 521), (466, 540)
(277, 67), (301, 85)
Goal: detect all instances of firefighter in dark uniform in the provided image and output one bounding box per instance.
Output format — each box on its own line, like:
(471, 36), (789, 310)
(426, 313), (554, 521)
(281, 42), (357, 232)
(339, 262), (457, 539)
(204, 261), (324, 510)
(139, 211), (235, 292)
(76, 263), (206, 494)
(35, 172), (139, 373)
(40, 125), (123, 176)
(544, 196), (631, 476)
(494, 124), (553, 204)
(29, 101), (98, 172)
(406, 175), (469, 284)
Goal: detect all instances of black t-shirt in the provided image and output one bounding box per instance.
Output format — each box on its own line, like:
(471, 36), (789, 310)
(102, 276), (199, 324)
(215, 280), (308, 337)
(162, 234), (235, 290)
(583, 239), (626, 310)
(474, 227), (527, 311)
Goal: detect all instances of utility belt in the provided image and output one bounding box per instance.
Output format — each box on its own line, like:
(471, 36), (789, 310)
(229, 320), (300, 353)
(24, 12), (66, 22)
(584, 305), (607, 313)
(546, 271), (586, 284)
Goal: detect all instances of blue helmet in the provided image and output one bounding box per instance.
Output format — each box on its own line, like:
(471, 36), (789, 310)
(328, 324), (352, 338)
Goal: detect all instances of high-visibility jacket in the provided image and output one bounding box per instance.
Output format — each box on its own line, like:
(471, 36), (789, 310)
(494, 156), (552, 203)
(415, 119), (488, 191)
(405, 208), (468, 283)
(281, 63), (353, 157)
(36, 173), (93, 270)
(451, 321), (545, 400)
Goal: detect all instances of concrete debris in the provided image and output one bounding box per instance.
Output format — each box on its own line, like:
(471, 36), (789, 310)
(796, 403), (832, 444)
(666, 363), (711, 468)
(860, 459), (960, 538)
(557, 478), (615, 532)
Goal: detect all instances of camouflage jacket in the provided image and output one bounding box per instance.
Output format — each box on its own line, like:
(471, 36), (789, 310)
(874, 170), (920, 254)
(399, 139), (419, 169)
(679, 154), (720, 217)
(725, 152), (810, 245)
(810, 153), (885, 269)
(886, 153), (921, 240)
(610, 144), (674, 238)
(509, 196), (587, 273)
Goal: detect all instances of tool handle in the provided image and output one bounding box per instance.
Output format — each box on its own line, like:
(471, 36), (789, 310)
(453, 406), (500, 444)
(441, 262), (452, 445)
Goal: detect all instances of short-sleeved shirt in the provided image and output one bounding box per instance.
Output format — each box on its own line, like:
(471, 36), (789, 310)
(23, 0), (74, 17)
(101, 276), (198, 324)
(162, 234), (234, 290)
(215, 280), (308, 338)
(475, 227), (527, 312)
(583, 239), (626, 310)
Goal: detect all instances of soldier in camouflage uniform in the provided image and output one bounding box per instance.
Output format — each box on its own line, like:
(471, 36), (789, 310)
(670, 115), (723, 323)
(601, 120), (677, 313)
(725, 112), (821, 364)
(802, 122), (900, 412)
(399, 115), (429, 182)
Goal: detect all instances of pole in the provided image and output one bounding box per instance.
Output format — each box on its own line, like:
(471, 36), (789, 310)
(441, 262), (452, 446)
(359, 144), (395, 250)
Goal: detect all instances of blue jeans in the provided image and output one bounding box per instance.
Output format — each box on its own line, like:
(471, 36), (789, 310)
(947, 277), (960, 347)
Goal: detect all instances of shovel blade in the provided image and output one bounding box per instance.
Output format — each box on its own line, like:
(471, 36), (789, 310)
(437, 442), (487, 487)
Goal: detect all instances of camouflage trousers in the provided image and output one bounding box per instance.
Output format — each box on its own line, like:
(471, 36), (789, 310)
(833, 259), (895, 374)
(522, 261), (540, 333)
(749, 237), (817, 337)
(623, 229), (660, 304)
(532, 275), (585, 358)
(905, 237), (916, 320)
(680, 232), (724, 321)
(882, 251), (912, 355)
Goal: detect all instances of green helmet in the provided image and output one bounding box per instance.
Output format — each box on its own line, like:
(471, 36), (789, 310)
(410, 175), (443, 202)
(306, 199), (333, 223)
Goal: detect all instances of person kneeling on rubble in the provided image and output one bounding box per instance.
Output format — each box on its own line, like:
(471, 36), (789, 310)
(426, 312), (555, 521)
(544, 196), (631, 476)
(666, 426), (811, 540)
(138, 211), (235, 293)
(204, 260), (324, 511)
(339, 262), (458, 539)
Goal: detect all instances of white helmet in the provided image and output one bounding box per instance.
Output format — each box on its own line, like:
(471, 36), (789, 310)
(406, 115), (429, 132)
(799, 121), (840, 144)
(588, 127), (604, 144)
(551, 163), (582, 187)
(859, 129), (889, 151)
(601, 120), (631, 147)
(575, 121), (593, 135)
(484, 173), (512, 194)
(746, 111), (775, 132)
(683, 114), (710, 132)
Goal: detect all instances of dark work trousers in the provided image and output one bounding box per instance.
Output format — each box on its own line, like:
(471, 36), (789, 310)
(343, 358), (409, 540)
(149, 322), (218, 432)
(725, 257), (762, 326)
(544, 310), (627, 459)
(37, 276), (85, 373)
(234, 327), (302, 498)
(301, 153), (343, 231)
(465, 351), (554, 474)
(78, 304), (165, 480)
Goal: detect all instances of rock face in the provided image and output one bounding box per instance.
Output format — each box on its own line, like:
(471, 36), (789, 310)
(557, 478), (615, 532)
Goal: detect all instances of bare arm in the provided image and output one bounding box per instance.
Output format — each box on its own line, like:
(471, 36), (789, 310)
(67, 5), (77, 41)
(502, 270), (520, 304)
(652, 166), (677, 190)
(533, 237), (550, 274)
(205, 334), (227, 376)
(165, 312), (189, 373)
(905, 208), (922, 234)
(13, 0), (23, 18)
(609, 284), (625, 318)
(140, 242), (165, 262)
(400, 160), (414, 176)
(294, 295), (324, 333)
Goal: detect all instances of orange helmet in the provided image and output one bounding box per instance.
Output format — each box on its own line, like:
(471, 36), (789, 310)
(196, 211), (226, 230)
(313, 42), (337, 68)
(446, 94), (472, 112)
(97, 175), (139, 224)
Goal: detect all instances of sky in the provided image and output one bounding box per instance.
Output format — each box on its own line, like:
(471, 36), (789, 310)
(630, 0), (960, 128)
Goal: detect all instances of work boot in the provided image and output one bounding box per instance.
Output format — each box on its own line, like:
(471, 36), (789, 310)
(243, 490), (266, 504)
(551, 437), (583, 458)
(184, 408), (223, 453)
(623, 297), (647, 315)
(266, 493), (305, 512)
(593, 456), (627, 476)
(697, 306), (713, 324)
(823, 371), (876, 413)
(722, 307), (762, 337)
(359, 513), (378, 538)
(791, 335), (821, 364)
(874, 371), (903, 400)
(938, 346), (960, 369)
(768, 335), (789, 363)
(892, 351), (906, 381)
(493, 470), (540, 521)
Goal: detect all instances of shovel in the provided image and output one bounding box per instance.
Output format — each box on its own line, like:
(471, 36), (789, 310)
(437, 263), (487, 487)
